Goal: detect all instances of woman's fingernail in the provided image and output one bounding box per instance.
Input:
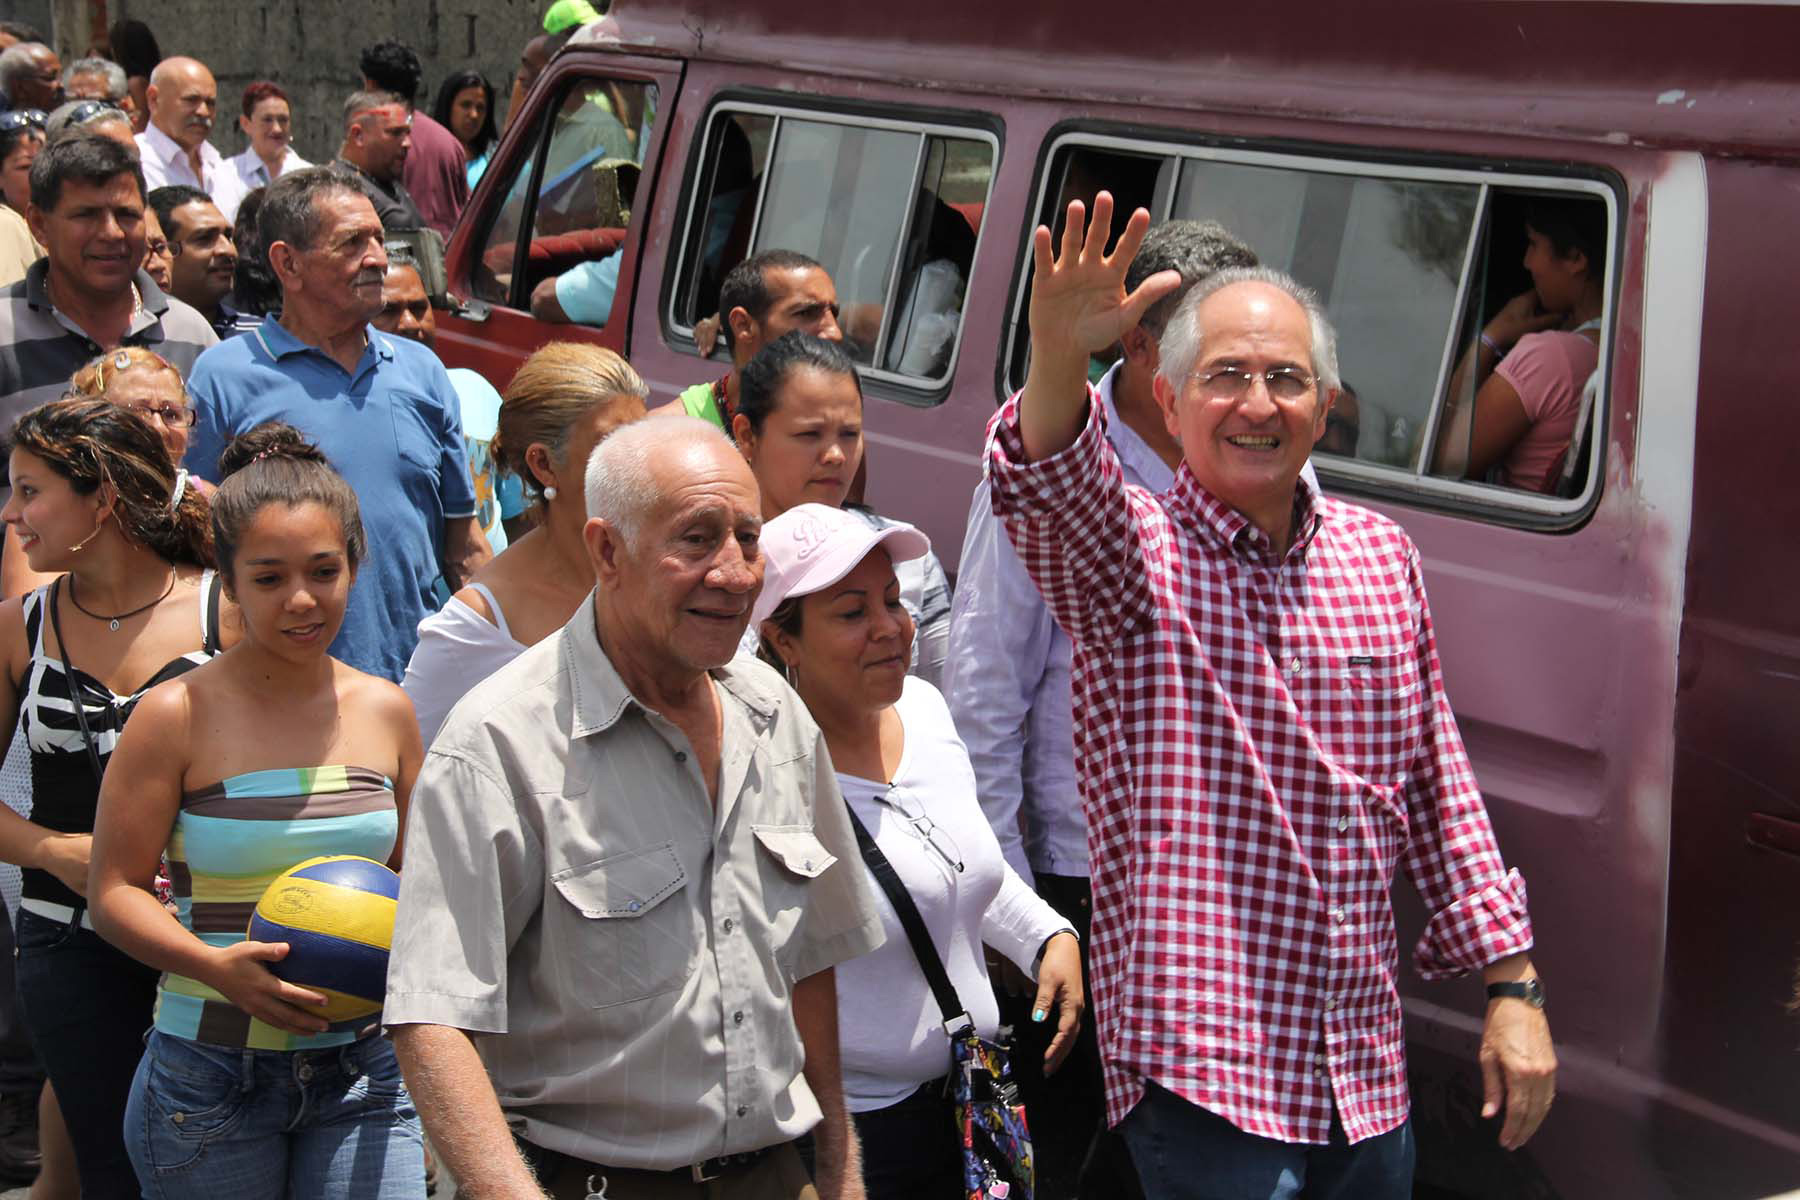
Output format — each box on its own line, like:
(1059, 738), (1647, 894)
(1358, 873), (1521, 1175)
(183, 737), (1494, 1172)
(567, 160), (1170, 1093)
(1032, 1008), (1047, 1023)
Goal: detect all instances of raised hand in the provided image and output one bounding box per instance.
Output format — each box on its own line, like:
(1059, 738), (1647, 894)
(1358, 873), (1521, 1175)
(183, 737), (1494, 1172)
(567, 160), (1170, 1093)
(1019, 192), (1178, 460)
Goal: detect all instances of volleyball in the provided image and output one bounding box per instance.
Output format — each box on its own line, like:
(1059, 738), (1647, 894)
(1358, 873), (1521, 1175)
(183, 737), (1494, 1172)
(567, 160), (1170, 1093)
(247, 855), (400, 1027)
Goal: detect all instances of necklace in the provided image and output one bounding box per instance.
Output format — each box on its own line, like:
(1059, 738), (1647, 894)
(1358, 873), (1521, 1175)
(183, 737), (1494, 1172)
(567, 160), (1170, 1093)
(67, 569), (176, 631)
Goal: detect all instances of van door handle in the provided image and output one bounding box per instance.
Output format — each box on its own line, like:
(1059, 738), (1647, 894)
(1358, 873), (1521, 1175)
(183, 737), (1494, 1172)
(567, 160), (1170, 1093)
(1747, 813), (1800, 859)
(451, 297), (492, 323)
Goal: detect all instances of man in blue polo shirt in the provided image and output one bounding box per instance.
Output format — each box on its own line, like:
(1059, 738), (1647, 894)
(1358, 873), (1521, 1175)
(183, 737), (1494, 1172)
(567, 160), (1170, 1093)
(185, 164), (487, 681)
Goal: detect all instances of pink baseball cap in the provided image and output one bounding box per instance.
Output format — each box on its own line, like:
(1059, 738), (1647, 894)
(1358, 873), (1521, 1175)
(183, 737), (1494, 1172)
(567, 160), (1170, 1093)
(751, 503), (931, 628)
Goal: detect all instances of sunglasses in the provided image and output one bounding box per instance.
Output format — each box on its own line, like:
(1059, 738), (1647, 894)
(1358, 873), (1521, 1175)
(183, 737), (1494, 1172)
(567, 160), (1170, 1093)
(0, 110), (47, 133)
(64, 100), (123, 126)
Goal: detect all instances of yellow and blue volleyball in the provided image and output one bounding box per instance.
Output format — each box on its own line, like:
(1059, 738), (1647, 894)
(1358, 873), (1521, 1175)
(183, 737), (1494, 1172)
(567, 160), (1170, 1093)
(247, 855), (399, 1027)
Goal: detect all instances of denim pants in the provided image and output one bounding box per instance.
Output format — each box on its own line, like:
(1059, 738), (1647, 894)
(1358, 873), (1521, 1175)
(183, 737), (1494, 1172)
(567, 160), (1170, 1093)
(124, 1027), (425, 1199)
(1119, 1083), (1415, 1200)
(14, 908), (158, 1198)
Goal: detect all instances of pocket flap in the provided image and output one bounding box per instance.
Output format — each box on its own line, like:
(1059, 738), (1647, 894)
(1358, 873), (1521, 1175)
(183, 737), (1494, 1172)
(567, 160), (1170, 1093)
(551, 843), (686, 918)
(752, 825), (836, 879)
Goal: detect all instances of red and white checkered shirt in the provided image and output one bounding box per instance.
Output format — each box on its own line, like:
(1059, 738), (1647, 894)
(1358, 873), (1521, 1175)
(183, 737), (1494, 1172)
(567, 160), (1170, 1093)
(984, 392), (1533, 1145)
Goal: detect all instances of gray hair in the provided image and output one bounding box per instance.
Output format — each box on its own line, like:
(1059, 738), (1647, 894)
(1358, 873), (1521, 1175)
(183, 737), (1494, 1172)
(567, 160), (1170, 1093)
(343, 89), (408, 131)
(1127, 220), (1260, 339)
(585, 416), (735, 547)
(1156, 266), (1342, 397)
(0, 44), (47, 98)
(258, 165), (369, 259)
(62, 58), (128, 102)
(46, 100), (130, 140)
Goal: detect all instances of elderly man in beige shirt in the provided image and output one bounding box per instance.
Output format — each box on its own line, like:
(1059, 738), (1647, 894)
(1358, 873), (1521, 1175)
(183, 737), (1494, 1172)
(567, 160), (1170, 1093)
(386, 416), (883, 1200)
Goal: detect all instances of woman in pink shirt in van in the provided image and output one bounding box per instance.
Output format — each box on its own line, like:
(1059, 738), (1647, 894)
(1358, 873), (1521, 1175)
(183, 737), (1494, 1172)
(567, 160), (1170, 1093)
(1440, 196), (1606, 492)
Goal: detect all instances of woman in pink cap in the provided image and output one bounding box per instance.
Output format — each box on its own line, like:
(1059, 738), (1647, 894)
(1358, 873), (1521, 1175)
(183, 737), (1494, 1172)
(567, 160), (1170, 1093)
(754, 501), (1083, 1200)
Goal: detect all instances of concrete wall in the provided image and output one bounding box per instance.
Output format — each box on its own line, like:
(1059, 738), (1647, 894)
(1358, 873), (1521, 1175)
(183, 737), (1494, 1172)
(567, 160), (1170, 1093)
(52, 0), (542, 173)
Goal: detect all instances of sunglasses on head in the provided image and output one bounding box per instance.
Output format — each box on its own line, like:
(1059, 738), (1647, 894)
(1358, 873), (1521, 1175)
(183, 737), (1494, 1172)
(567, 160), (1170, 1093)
(65, 100), (123, 125)
(0, 110), (47, 133)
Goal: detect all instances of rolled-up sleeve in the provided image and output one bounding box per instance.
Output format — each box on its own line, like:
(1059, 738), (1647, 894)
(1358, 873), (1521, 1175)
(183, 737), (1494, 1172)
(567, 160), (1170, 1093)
(984, 392), (1156, 649)
(1398, 545), (1535, 978)
(385, 749), (545, 1031)
(787, 732), (886, 981)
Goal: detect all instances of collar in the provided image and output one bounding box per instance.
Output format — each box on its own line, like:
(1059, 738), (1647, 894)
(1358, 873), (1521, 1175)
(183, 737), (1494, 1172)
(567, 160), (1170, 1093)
(333, 157), (398, 199)
(252, 318), (393, 375)
(1164, 465), (1325, 564)
(1096, 361), (1177, 493)
(25, 259), (170, 331)
(141, 122), (218, 170)
(564, 592), (781, 740)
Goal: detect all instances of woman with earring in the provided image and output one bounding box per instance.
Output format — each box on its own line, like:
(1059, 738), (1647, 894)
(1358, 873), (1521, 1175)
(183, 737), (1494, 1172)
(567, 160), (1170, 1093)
(753, 503), (1082, 1199)
(401, 343), (647, 746)
(0, 398), (223, 1199)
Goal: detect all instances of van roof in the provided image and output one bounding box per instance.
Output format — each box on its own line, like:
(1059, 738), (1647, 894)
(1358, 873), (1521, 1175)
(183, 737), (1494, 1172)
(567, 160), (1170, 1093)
(575, 1), (1799, 159)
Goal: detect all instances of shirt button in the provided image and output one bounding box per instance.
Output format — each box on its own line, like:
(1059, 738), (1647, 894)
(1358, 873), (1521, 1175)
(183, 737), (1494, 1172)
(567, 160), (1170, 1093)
(675, 751), (688, 763)
(627, 900), (642, 912)
(1289, 658), (1302, 675)
(1331, 906), (1346, 924)
(722, 918), (734, 933)
(736, 1105), (749, 1117)
(1323, 996), (1338, 1011)
(1336, 814), (1350, 833)
(733, 1010), (744, 1026)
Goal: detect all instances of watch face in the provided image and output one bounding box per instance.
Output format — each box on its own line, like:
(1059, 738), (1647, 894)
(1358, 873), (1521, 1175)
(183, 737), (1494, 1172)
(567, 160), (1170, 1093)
(1525, 978), (1546, 1007)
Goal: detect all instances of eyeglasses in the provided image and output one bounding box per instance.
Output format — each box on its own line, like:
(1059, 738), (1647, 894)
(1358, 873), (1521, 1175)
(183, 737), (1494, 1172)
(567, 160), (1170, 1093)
(0, 110), (47, 133)
(64, 100), (123, 125)
(1191, 366), (1317, 401)
(126, 402), (197, 428)
(145, 236), (170, 258)
(879, 786), (964, 874)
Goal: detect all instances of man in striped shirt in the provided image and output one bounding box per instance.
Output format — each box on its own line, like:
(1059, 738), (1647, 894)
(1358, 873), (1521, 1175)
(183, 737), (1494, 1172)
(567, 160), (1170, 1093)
(0, 134), (215, 438)
(986, 193), (1556, 1197)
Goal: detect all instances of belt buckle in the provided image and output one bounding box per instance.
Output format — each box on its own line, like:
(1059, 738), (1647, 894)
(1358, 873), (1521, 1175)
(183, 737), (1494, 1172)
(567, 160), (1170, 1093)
(690, 1158), (720, 1183)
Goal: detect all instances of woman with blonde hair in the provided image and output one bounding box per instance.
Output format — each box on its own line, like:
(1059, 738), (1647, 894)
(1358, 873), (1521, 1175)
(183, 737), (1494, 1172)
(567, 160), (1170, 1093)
(401, 343), (648, 745)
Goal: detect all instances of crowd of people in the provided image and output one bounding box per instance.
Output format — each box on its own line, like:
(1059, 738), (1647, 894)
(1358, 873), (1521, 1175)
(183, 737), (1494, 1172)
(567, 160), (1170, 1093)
(0, 9), (1564, 1200)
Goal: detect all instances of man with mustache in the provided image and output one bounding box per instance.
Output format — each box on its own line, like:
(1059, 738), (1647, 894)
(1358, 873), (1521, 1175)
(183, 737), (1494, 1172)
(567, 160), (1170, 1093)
(184, 166), (488, 681)
(147, 185), (258, 340)
(134, 58), (226, 205)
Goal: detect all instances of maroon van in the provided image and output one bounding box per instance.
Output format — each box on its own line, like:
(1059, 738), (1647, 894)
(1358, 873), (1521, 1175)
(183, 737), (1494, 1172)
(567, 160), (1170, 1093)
(428, 4), (1800, 1195)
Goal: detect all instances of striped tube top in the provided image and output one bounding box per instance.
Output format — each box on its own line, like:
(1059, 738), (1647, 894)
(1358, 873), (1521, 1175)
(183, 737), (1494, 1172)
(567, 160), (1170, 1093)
(155, 765), (398, 1050)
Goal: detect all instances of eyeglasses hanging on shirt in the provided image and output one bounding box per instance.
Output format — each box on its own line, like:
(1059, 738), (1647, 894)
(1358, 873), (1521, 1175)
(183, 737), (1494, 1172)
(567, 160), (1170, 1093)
(876, 786), (963, 874)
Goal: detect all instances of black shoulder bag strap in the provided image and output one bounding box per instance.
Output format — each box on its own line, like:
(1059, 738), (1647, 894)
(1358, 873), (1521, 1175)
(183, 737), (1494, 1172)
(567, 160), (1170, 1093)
(203, 571), (223, 656)
(46, 577), (108, 786)
(844, 801), (971, 1032)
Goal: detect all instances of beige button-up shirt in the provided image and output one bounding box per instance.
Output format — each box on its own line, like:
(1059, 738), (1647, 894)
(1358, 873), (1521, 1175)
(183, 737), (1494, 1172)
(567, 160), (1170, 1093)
(385, 596), (885, 1170)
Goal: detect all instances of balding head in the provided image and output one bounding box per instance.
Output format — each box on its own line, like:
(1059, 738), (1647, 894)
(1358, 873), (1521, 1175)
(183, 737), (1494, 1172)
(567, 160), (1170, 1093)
(584, 416), (764, 677)
(146, 57), (217, 151)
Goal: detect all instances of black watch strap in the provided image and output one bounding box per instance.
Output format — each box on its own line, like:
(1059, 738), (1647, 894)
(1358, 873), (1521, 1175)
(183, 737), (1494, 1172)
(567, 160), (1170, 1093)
(1486, 978), (1546, 1009)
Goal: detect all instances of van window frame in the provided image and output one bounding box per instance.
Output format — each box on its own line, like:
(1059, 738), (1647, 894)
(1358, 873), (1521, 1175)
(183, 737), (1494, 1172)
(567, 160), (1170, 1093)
(1002, 125), (1622, 530)
(664, 95), (1002, 405)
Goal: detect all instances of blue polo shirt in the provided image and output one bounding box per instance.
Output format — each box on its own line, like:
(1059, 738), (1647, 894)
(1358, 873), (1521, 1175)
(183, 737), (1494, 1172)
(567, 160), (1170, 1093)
(185, 321), (477, 681)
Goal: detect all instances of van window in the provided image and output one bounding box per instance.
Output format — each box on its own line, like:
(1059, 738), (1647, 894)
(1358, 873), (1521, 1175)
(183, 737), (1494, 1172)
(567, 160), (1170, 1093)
(1006, 135), (1613, 517)
(671, 103), (996, 388)
(468, 75), (660, 325)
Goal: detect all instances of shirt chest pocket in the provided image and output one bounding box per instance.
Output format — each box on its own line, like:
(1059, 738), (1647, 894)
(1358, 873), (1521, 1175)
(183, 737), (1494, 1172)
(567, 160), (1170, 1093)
(1326, 648), (1426, 785)
(550, 843), (698, 1009)
(751, 824), (835, 972)
(390, 399), (441, 475)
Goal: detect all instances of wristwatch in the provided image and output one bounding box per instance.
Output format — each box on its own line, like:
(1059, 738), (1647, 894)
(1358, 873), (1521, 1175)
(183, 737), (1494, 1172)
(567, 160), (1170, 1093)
(1486, 978), (1546, 1009)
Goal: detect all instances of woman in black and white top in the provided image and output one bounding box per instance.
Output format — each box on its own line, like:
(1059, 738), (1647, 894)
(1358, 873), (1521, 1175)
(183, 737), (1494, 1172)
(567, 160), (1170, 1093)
(755, 502), (1083, 1200)
(0, 398), (224, 1199)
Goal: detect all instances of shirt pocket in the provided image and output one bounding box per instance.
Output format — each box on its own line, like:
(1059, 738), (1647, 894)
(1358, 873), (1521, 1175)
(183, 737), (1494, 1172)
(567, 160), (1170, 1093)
(550, 842), (698, 1008)
(1328, 648), (1425, 785)
(751, 824), (835, 972)
(390, 398), (441, 475)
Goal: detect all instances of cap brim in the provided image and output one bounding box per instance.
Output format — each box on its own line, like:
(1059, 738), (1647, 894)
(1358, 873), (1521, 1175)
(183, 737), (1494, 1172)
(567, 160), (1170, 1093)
(751, 522), (931, 628)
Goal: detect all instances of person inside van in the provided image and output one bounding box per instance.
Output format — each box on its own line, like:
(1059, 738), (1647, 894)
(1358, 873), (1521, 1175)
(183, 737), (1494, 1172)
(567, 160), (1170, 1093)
(1433, 196), (1605, 492)
(672, 248), (844, 434)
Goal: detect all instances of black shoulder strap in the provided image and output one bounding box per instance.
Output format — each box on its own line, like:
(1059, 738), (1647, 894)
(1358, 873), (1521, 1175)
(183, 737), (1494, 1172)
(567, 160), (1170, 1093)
(46, 578), (106, 786)
(203, 571), (223, 656)
(844, 801), (968, 1029)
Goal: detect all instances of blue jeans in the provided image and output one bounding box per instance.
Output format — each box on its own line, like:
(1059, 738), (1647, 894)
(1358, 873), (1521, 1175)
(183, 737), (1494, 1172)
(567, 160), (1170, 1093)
(14, 908), (158, 1198)
(1119, 1083), (1414, 1200)
(124, 1028), (425, 1199)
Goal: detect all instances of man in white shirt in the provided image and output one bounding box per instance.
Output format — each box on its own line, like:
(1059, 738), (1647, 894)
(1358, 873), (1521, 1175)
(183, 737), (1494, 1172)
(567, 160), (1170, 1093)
(134, 58), (228, 205)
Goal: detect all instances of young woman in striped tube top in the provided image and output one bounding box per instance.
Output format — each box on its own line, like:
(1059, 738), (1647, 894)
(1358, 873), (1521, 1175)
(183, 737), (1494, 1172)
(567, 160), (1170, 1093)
(89, 423), (427, 1199)
(0, 397), (222, 1200)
